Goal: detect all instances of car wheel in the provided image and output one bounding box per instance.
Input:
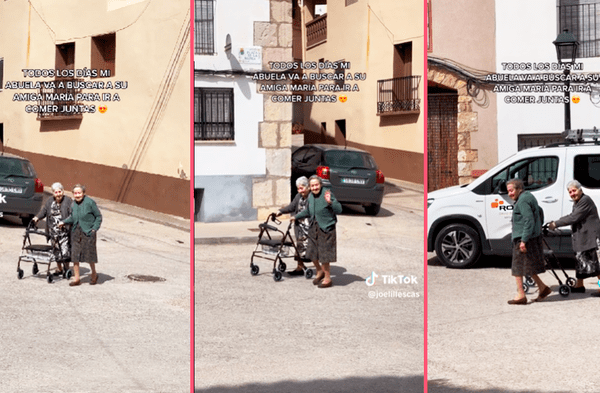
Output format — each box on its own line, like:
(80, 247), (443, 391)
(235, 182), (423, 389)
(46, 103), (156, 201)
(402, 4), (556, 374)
(434, 223), (481, 268)
(365, 203), (381, 216)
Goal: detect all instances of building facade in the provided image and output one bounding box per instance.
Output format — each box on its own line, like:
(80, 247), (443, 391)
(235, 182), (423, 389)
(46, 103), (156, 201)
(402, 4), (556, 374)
(496, 0), (600, 161)
(194, 0), (293, 223)
(0, 0), (190, 217)
(427, 0), (498, 191)
(296, 0), (425, 185)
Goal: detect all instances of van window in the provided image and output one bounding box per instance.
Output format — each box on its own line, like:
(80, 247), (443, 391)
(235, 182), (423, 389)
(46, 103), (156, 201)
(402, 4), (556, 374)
(574, 155), (600, 188)
(491, 156), (559, 193)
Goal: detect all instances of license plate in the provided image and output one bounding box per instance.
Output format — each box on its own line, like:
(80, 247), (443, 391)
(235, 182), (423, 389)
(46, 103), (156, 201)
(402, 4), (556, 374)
(0, 186), (23, 193)
(341, 178), (366, 185)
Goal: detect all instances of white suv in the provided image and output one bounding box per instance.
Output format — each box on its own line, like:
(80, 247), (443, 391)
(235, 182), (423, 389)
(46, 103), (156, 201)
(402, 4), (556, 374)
(427, 132), (600, 268)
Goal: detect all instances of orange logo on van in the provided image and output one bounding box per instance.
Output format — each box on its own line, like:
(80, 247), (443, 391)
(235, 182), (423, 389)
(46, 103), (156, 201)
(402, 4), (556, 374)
(491, 199), (504, 208)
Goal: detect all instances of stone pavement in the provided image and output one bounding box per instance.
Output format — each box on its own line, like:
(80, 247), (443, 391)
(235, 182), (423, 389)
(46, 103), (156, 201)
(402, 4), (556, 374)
(194, 178), (423, 244)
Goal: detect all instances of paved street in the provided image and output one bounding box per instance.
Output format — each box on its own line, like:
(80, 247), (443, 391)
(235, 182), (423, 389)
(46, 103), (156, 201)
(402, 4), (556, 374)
(195, 181), (425, 392)
(0, 194), (190, 393)
(428, 253), (600, 393)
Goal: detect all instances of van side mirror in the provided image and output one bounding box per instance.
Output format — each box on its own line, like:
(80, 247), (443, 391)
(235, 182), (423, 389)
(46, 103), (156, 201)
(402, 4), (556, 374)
(497, 181), (508, 195)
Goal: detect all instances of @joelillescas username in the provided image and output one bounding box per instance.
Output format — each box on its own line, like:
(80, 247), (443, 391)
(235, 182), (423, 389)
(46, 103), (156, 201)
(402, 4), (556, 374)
(365, 271), (421, 299)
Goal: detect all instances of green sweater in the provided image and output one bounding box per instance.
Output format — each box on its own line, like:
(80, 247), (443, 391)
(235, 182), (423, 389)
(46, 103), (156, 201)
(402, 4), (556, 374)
(63, 196), (102, 235)
(294, 188), (342, 232)
(511, 191), (542, 243)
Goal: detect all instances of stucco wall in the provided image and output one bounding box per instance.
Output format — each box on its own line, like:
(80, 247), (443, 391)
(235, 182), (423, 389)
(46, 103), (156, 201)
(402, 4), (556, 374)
(496, 0), (600, 161)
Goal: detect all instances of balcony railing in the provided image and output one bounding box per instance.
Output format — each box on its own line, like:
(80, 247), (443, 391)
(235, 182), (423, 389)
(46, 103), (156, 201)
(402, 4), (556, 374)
(37, 78), (83, 120)
(377, 75), (421, 115)
(306, 14), (327, 48)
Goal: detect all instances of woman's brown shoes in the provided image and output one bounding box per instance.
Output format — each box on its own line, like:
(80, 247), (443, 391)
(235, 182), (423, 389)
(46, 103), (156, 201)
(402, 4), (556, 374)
(318, 281), (333, 288)
(69, 280), (81, 287)
(90, 274), (98, 285)
(533, 286), (552, 302)
(507, 297), (527, 305)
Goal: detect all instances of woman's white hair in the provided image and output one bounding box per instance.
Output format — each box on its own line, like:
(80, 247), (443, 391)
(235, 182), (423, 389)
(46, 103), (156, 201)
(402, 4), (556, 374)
(51, 182), (64, 191)
(567, 180), (582, 190)
(296, 176), (309, 188)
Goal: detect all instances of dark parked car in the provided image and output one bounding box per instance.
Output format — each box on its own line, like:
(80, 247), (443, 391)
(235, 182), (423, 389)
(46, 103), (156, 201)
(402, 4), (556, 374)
(0, 153), (44, 225)
(291, 144), (385, 215)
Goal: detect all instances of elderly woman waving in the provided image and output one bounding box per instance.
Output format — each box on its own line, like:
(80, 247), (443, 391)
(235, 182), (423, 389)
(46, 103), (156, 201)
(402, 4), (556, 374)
(549, 180), (600, 296)
(60, 184), (102, 286)
(292, 175), (342, 288)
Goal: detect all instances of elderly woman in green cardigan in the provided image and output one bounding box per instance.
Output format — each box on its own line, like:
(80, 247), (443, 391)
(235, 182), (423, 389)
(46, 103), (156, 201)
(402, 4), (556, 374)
(60, 184), (102, 286)
(292, 175), (342, 288)
(507, 179), (551, 304)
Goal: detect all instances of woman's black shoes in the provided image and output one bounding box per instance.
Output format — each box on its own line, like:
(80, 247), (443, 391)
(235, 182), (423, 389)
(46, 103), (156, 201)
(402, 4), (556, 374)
(571, 286), (586, 293)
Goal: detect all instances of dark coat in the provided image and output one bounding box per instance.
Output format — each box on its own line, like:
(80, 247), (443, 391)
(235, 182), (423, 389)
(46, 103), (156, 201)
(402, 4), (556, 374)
(554, 194), (600, 252)
(35, 195), (73, 236)
(279, 193), (309, 240)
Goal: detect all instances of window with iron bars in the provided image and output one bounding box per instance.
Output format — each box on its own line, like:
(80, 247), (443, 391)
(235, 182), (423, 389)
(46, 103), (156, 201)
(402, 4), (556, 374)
(558, 0), (600, 58)
(195, 0), (215, 55)
(194, 88), (234, 141)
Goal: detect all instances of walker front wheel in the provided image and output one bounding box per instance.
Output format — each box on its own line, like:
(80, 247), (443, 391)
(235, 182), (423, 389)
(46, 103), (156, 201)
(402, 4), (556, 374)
(559, 285), (570, 297)
(17, 269), (24, 280)
(250, 264), (259, 276)
(273, 271), (282, 281)
(566, 277), (576, 288)
(305, 269), (314, 279)
(32, 263), (39, 275)
(277, 262), (287, 272)
(64, 269), (73, 280)
(46, 275), (53, 284)
(522, 283), (530, 294)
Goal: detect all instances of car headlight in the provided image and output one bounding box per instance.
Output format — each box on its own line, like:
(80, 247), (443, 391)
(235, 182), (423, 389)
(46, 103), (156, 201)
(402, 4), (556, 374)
(427, 198), (434, 208)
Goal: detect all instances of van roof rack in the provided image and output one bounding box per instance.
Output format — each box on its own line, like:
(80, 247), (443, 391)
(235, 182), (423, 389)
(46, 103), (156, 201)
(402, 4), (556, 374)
(561, 127), (600, 143)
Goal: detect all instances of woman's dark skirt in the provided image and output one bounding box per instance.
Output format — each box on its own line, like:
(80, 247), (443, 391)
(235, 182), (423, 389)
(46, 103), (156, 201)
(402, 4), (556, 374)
(511, 235), (545, 276)
(71, 226), (98, 263)
(306, 222), (337, 263)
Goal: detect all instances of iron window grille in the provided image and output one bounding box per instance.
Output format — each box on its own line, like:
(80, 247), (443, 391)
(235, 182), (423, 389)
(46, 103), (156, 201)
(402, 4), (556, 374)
(558, 1), (600, 58)
(195, 88), (234, 141)
(195, 0), (215, 55)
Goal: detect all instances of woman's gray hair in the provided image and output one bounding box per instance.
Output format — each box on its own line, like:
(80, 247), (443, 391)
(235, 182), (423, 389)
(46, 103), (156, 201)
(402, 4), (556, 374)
(296, 176), (309, 188)
(506, 178), (524, 191)
(51, 182), (64, 191)
(73, 184), (86, 193)
(308, 175), (322, 186)
(567, 180), (582, 190)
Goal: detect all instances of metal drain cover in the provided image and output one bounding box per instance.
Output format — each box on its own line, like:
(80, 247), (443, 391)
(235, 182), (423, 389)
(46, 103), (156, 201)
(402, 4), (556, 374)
(127, 274), (166, 282)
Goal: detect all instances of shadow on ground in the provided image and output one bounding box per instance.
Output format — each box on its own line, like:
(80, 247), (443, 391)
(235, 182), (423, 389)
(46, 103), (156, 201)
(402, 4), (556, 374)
(330, 265), (366, 286)
(196, 375), (423, 393)
(429, 379), (573, 393)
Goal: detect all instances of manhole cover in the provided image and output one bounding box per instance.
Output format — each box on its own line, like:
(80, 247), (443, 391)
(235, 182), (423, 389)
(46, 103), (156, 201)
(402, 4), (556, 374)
(127, 274), (166, 282)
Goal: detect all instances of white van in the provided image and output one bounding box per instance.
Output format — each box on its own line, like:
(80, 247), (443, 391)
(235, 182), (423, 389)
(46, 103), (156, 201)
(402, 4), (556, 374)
(427, 132), (600, 268)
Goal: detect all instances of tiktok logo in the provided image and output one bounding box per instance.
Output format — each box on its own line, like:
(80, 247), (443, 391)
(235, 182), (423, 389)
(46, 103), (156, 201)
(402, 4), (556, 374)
(365, 271), (378, 286)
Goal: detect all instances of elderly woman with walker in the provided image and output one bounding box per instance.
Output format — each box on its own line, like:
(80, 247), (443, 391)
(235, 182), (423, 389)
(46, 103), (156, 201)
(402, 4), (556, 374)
(32, 182), (72, 276)
(549, 180), (600, 297)
(277, 176), (311, 275)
